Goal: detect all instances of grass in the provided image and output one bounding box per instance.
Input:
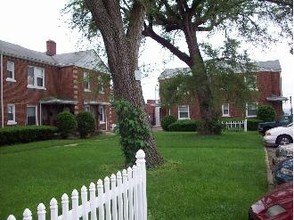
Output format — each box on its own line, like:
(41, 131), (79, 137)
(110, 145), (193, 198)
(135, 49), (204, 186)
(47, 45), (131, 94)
(0, 131), (267, 220)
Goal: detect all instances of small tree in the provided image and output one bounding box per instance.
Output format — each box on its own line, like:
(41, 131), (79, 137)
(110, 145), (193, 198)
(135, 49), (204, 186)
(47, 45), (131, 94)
(76, 111), (96, 138)
(56, 111), (77, 138)
(257, 105), (276, 122)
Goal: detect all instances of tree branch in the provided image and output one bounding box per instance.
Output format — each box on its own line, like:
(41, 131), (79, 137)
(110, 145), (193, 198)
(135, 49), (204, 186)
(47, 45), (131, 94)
(142, 23), (192, 66)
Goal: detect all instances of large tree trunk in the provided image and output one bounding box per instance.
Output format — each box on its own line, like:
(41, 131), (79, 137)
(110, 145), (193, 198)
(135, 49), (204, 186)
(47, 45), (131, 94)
(183, 23), (220, 135)
(84, 0), (163, 167)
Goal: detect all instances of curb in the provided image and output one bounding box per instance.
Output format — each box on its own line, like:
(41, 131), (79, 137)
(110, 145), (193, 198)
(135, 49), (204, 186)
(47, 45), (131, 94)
(264, 147), (275, 190)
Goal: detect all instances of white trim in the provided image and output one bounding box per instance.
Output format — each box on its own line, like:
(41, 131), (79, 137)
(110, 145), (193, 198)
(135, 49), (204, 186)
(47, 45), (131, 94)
(27, 66), (46, 90)
(7, 103), (17, 125)
(246, 102), (258, 118)
(6, 60), (15, 81)
(99, 105), (106, 123)
(83, 72), (91, 92)
(222, 103), (230, 117)
(26, 105), (38, 125)
(178, 105), (190, 120)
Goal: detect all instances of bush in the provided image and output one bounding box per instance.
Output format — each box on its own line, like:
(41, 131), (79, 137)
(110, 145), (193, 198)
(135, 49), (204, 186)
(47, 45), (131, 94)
(168, 120), (199, 131)
(257, 105), (276, 122)
(56, 111), (77, 138)
(0, 126), (58, 146)
(198, 118), (223, 135)
(76, 111), (96, 138)
(161, 115), (177, 131)
(247, 118), (263, 131)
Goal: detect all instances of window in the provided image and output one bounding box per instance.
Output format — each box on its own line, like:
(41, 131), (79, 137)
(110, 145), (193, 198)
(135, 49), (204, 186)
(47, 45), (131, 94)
(85, 105), (90, 112)
(97, 75), (104, 94)
(6, 61), (15, 82)
(99, 105), (106, 123)
(27, 105), (38, 125)
(246, 103), (257, 118)
(222, 103), (230, 117)
(178, 105), (190, 119)
(245, 75), (258, 91)
(7, 104), (17, 125)
(27, 66), (45, 89)
(84, 72), (90, 91)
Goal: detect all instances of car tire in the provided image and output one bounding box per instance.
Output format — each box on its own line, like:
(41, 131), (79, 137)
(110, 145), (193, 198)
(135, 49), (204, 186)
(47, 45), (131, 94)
(276, 135), (293, 146)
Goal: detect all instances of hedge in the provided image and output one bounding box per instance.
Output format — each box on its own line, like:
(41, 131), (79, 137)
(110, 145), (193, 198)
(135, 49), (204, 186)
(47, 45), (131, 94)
(0, 126), (58, 146)
(247, 118), (263, 131)
(168, 120), (199, 132)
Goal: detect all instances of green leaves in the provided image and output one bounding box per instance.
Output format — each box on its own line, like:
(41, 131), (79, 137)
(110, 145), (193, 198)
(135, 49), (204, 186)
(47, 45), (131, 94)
(112, 100), (150, 166)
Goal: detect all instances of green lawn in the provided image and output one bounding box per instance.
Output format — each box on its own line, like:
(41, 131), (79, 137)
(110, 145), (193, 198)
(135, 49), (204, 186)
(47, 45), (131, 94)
(0, 131), (267, 220)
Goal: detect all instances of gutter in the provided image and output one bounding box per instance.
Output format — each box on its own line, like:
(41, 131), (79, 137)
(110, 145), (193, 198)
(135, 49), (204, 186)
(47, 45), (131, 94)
(0, 53), (4, 128)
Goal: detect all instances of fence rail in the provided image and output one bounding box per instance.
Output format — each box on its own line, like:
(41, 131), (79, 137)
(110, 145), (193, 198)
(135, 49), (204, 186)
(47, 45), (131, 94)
(221, 119), (247, 132)
(7, 150), (147, 220)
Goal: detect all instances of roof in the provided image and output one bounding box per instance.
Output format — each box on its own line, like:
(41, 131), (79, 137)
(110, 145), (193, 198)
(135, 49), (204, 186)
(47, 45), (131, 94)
(40, 97), (77, 104)
(158, 67), (191, 80)
(254, 60), (281, 72)
(266, 95), (288, 102)
(158, 60), (281, 80)
(0, 39), (109, 73)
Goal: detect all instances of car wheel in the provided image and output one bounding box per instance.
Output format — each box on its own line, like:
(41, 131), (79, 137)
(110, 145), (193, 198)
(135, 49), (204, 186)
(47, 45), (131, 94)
(276, 135), (293, 145)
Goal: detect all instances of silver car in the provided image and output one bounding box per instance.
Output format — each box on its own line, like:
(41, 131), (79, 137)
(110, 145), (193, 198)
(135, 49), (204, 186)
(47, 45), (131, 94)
(273, 143), (293, 165)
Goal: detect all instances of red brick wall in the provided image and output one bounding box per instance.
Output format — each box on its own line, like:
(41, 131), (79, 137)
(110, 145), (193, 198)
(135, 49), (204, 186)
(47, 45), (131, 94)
(159, 71), (283, 120)
(1, 56), (60, 125)
(1, 56), (113, 130)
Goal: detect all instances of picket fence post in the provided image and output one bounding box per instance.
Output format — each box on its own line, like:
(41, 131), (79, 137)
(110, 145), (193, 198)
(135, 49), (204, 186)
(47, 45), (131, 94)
(6, 149), (147, 220)
(135, 149), (147, 220)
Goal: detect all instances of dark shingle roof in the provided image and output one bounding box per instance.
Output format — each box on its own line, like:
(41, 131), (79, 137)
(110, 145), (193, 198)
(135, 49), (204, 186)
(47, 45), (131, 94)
(0, 39), (109, 73)
(158, 60), (281, 80)
(0, 40), (56, 65)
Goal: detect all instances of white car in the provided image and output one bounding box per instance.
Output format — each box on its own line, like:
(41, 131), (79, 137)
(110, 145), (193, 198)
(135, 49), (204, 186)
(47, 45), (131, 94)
(264, 123), (293, 147)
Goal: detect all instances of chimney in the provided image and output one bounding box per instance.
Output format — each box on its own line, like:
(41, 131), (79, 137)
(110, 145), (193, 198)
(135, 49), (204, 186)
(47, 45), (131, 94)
(46, 40), (56, 56)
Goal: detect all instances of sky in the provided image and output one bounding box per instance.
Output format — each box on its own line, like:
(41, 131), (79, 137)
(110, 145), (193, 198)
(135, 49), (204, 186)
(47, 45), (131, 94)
(0, 0), (293, 112)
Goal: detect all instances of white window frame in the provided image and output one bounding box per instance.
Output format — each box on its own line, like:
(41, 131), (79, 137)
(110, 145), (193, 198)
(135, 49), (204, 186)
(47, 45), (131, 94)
(26, 105), (38, 125)
(99, 105), (106, 124)
(84, 72), (91, 92)
(6, 61), (16, 82)
(222, 103), (230, 117)
(178, 105), (190, 120)
(27, 66), (45, 89)
(97, 75), (105, 94)
(7, 104), (17, 125)
(85, 105), (91, 112)
(246, 102), (258, 118)
(244, 75), (258, 91)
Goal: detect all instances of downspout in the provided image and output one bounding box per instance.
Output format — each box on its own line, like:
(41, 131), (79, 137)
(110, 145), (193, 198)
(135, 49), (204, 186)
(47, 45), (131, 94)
(0, 53), (4, 128)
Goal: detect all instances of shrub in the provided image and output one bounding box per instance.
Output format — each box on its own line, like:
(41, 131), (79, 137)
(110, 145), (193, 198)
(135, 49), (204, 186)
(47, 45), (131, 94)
(0, 126), (58, 146)
(56, 111), (77, 138)
(257, 105), (276, 122)
(247, 118), (263, 131)
(168, 120), (199, 131)
(198, 118), (223, 135)
(161, 115), (177, 131)
(76, 111), (96, 138)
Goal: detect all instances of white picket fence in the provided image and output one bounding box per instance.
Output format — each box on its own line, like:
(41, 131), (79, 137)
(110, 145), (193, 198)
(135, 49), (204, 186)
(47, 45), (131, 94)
(222, 119), (247, 132)
(7, 149), (147, 220)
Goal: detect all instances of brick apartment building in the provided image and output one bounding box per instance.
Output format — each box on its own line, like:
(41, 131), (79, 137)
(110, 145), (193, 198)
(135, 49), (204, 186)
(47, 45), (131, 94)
(0, 39), (114, 131)
(158, 60), (287, 121)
